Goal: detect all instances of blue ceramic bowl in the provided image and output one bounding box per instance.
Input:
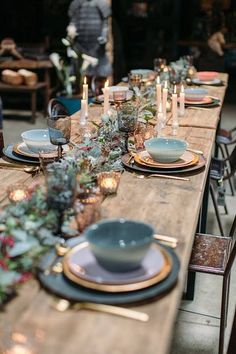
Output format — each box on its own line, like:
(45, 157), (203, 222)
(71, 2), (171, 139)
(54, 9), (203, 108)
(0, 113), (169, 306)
(184, 88), (208, 101)
(21, 129), (56, 153)
(144, 137), (187, 163)
(84, 219), (154, 272)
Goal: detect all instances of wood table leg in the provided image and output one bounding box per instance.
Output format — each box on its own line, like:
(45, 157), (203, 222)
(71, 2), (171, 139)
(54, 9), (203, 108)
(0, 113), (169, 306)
(184, 169), (211, 300)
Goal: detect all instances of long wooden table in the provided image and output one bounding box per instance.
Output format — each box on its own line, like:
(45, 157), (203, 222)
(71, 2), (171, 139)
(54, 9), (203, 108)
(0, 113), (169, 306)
(0, 74), (228, 354)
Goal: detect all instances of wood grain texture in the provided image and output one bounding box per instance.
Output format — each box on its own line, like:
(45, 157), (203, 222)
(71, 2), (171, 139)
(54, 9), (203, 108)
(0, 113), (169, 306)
(0, 78), (223, 354)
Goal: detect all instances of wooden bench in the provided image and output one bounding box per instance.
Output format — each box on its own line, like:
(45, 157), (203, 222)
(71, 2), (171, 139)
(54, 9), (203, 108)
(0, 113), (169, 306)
(0, 81), (47, 123)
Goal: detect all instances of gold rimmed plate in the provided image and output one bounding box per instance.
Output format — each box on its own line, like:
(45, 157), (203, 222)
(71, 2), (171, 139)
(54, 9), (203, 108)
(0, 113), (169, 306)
(13, 142), (72, 159)
(63, 242), (172, 293)
(135, 150), (199, 169)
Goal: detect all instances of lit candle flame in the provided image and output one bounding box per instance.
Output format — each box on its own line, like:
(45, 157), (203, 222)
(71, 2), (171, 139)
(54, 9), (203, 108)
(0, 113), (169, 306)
(181, 84), (184, 93)
(156, 76), (160, 84)
(164, 80), (168, 89)
(105, 79), (109, 88)
(174, 85), (177, 94)
(84, 76), (87, 85)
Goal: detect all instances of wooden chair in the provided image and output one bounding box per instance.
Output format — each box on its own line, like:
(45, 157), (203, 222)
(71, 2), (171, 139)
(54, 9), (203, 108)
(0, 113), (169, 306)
(188, 214), (236, 354)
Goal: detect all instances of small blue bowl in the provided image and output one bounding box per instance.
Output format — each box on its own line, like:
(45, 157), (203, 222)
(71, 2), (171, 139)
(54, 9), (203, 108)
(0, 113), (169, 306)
(84, 219), (154, 272)
(144, 137), (187, 163)
(184, 88), (208, 101)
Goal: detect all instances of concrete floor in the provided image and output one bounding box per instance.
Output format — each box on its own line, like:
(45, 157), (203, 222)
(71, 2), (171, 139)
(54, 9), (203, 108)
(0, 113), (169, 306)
(2, 103), (236, 354)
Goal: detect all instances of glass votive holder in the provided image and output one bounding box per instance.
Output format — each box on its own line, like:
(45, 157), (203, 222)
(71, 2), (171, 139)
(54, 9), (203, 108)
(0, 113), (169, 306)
(7, 184), (30, 203)
(74, 200), (101, 233)
(128, 73), (143, 90)
(97, 171), (121, 195)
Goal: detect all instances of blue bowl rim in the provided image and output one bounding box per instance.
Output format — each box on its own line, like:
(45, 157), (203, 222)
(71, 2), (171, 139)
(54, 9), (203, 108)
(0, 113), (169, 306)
(21, 129), (50, 141)
(184, 88), (208, 95)
(84, 218), (154, 249)
(144, 137), (188, 150)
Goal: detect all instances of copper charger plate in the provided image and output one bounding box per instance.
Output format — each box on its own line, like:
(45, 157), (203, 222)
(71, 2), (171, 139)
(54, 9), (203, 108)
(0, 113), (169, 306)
(63, 242), (172, 293)
(13, 142), (72, 159)
(135, 150), (199, 169)
(122, 153), (206, 175)
(184, 96), (213, 105)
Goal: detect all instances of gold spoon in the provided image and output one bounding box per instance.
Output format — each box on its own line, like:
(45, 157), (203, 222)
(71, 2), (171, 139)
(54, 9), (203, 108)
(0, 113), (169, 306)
(43, 242), (70, 275)
(136, 174), (189, 181)
(53, 299), (149, 322)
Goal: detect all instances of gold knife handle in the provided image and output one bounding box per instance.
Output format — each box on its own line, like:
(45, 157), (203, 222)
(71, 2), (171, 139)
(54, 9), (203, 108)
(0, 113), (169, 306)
(148, 174), (189, 181)
(154, 234), (178, 244)
(81, 302), (149, 322)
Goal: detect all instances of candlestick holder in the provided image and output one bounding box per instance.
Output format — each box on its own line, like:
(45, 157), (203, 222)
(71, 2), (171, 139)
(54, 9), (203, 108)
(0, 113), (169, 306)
(97, 171), (121, 195)
(7, 184), (30, 203)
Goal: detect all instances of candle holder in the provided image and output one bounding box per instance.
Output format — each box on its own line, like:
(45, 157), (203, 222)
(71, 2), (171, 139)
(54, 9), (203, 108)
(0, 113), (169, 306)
(97, 171), (121, 195)
(7, 184), (30, 203)
(74, 200), (101, 233)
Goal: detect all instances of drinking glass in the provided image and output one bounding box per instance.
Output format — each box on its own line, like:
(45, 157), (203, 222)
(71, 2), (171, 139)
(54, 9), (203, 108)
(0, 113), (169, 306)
(128, 73), (143, 91)
(46, 165), (76, 236)
(154, 58), (167, 74)
(47, 114), (71, 159)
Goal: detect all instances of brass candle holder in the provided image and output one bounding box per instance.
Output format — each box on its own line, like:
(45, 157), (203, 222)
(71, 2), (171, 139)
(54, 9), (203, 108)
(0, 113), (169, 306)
(97, 171), (121, 195)
(7, 184), (29, 203)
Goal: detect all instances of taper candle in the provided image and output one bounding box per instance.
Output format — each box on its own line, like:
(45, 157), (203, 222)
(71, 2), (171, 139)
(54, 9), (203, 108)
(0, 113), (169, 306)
(83, 76), (88, 116)
(156, 75), (162, 112)
(172, 85), (178, 135)
(179, 84), (185, 117)
(103, 79), (110, 115)
(162, 80), (168, 119)
(80, 92), (87, 125)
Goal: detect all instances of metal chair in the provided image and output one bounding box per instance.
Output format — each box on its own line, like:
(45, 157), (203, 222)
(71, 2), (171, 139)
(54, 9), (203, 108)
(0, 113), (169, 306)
(210, 157), (228, 236)
(216, 128), (236, 196)
(189, 214), (236, 354)
(227, 307), (236, 354)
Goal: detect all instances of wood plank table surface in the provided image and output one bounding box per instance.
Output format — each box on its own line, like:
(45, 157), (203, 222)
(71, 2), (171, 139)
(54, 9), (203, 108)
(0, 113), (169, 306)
(0, 74), (228, 354)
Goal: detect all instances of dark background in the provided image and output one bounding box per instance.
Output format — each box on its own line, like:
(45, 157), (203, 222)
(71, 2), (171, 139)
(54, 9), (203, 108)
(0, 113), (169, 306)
(0, 0), (236, 85)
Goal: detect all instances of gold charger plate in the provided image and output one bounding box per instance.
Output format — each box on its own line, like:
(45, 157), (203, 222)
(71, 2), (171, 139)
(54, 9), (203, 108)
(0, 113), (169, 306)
(13, 142), (72, 159)
(135, 150), (199, 169)
(63, 242), (172, 293)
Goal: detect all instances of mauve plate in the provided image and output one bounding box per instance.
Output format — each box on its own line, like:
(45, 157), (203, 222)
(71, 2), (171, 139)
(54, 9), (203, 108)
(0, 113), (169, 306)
(38, 237), (180, 304)
(63, 242), (171, 292)
(122, 153), (205, 175)
(191, 78), (223, 86)
(14, 142), (70, 158)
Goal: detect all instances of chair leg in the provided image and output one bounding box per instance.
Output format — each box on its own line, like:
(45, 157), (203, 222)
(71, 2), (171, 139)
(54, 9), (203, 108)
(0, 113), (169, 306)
(210, 183), (225, 236)
(224, 202), (228, 215)
(219, 276), (230, 354)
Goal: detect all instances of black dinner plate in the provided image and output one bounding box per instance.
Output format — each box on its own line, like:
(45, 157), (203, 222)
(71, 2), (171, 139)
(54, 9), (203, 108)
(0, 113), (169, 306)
(122, 154), (206, 175)
(38, 237), (180, 305)
(3, 144), (40, 164)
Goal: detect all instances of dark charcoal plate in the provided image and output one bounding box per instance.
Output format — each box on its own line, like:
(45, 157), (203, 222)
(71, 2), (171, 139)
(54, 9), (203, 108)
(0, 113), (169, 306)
(3, 144), (40, 164)
(38, 237), (180, 305)
(122, 154), (206, 175)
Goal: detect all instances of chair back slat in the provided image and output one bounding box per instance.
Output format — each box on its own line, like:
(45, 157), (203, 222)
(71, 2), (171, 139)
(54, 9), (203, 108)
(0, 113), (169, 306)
(228, 145), (236, 176)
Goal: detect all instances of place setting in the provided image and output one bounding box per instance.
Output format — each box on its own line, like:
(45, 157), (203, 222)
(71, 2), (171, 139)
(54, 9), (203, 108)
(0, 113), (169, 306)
(122, 136), (206, 176)
(38, 218), (180, 307)
(190, 71), (225, 87)
(184, 88), (221, 109)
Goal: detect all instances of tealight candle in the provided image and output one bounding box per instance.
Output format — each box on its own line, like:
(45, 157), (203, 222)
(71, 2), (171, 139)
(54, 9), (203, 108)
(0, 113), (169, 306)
(156, 75), (162, 112)
(162, 80), (168, 119)
(179, 84), (185, 117)
(83, 76), (88, 116)
(7, 185), (29, 203)
(172, 85), (178, 135)
(97, 172), (121, 195)
(103, 79), (110, 115)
